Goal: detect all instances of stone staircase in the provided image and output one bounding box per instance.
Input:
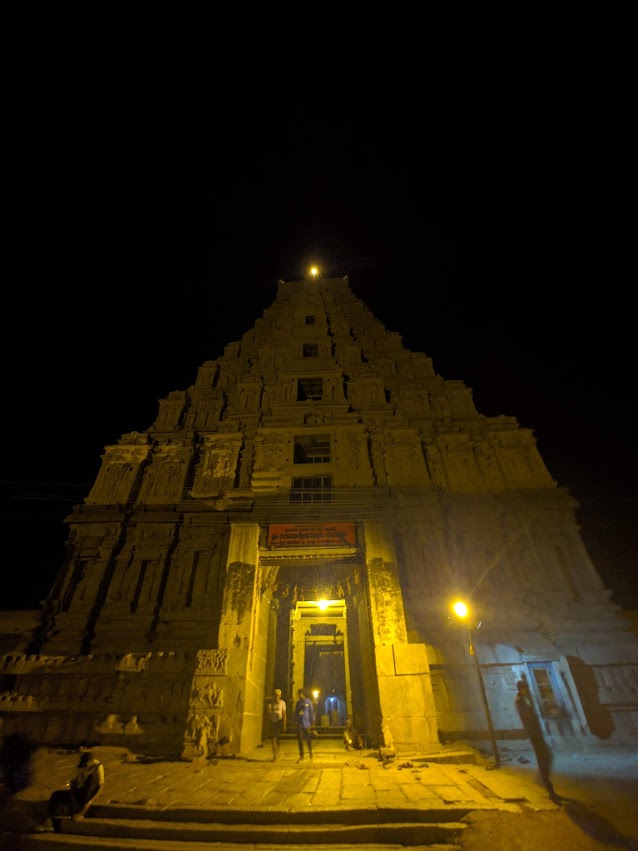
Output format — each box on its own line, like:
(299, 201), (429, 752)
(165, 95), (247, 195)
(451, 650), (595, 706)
(15, 802), (470, 849)
(4, 742), (492, 849)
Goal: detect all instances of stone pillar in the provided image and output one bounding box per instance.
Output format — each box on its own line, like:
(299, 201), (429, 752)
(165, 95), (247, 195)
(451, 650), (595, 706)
(217, 522), (264, 754)
(364, 520), (439, 750)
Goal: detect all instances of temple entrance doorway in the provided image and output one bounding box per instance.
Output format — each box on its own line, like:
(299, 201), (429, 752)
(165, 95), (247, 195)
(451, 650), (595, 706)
(290, 600), (350, 729)
(263, 556), (375, 738)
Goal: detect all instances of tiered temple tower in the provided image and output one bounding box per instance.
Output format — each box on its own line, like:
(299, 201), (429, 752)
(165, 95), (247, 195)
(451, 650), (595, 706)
(2, 274), (637, 757)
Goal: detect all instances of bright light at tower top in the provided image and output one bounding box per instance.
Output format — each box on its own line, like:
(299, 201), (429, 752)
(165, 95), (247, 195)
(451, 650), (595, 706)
(452, 600), (469, 619)
(309, 266), (319, 278)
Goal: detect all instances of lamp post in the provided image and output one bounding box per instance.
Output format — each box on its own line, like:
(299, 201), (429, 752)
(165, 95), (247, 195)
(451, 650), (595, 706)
(452, 601), (500, 768)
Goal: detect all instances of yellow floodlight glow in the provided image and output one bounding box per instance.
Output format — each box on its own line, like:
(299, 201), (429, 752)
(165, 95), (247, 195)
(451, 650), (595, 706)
(309, 266), (319, 278)
(317, 599), (329, 611)
(452, 600), (469, 619)
(312, 689), (319, 700)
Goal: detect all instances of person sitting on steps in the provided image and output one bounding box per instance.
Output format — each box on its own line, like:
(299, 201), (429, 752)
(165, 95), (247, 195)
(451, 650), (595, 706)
(343, 718), (364, 750)
(37, 750), (104, 833)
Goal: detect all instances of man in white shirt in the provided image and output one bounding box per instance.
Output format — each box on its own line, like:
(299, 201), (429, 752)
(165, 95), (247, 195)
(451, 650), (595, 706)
(267, 688), (287, 761)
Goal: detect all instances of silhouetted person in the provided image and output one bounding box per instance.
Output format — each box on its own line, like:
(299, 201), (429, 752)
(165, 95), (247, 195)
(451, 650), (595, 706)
(515, 680), (556, 798)
(294, 689), (315, 762)
(267, 688), (287, 761)
(343, 719), (363, 750)
(37, 750), (104, 832)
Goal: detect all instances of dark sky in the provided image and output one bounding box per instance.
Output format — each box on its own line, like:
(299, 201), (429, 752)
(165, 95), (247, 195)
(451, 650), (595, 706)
(2, 70), (636, 612)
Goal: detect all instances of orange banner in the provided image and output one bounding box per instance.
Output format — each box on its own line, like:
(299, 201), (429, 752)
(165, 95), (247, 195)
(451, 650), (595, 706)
(267, 523), (356, 548)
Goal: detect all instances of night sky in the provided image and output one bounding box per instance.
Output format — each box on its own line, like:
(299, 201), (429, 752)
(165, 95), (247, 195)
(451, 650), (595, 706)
(2, 73), (635, 612)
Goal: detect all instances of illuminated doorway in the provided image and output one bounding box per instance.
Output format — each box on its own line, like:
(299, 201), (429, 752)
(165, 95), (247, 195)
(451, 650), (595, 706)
(289, 600), (351, 728)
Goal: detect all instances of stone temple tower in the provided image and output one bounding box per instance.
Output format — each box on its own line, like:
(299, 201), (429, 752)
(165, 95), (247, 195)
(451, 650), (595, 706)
(2, 274), (637, 758)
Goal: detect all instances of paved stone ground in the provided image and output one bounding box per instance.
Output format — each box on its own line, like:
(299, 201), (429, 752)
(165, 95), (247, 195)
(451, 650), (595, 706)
(1, 737), (637, 849)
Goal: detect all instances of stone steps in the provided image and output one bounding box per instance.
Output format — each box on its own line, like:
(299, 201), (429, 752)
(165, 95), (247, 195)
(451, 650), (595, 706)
(20, 805), (470, 849)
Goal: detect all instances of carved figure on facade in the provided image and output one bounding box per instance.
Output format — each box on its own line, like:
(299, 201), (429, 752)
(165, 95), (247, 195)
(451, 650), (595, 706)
(504, 446), (549, 485)
(424, 443), (445, 488)
(0, 693), (36, 709)
(124, 715), (143, 734)
(447, 383), (478, 417)
(26, 600), (62, 653)
(190, 438), (239, 496)
(194, 361), (217, 388)
(267, 436), (288, 470)
(369, 434), (388, 485)
(339, 432), (366, 467)
(150, 460), (182, 500)
(187, 712), (217, 758)
(139, 444), (191, 502)
(196, 649), (228, 674)
(102, 463), (131, 499)
(238, 440), (253, 488)
(106, 547), (133, 603)
(192, 682), (223, 708)
(116, 653), (151, 672)
(95, 714), (124, 734)
(210, 449), (235, 479)
(154, 391), (186, 430)
(91, 444), (147, 502)
(236, 384), (261, 411)
(473, 442), (502, 490)
(349, 378), (384, 409)
(427, 393), (450, 418)
(443, 446), (483, 489)
(254, 434), (288, 471)
(379, 717), (397, 758)
(388, 437), (425, 483)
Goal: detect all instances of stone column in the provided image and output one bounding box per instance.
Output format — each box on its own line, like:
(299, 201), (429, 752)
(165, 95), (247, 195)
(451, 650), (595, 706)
(216, 522), (264, 754)
(364, 520), (439, 750)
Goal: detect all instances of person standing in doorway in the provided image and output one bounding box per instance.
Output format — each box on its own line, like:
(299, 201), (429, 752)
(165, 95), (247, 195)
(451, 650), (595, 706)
(515, 679), (557, 800)
(267, 688), (287, 761)
(295, 689), (315, 762)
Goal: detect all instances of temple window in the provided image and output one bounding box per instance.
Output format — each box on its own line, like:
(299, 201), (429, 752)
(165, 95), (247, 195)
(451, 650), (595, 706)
(290, 476), (333, 503)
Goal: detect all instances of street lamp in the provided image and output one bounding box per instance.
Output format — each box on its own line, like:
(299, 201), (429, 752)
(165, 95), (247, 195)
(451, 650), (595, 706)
(451, 600), (500, 768)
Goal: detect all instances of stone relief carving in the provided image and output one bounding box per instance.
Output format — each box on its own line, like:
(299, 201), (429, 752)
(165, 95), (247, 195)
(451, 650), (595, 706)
(253, 434), (288, 471)
(339, 432), (366, 467)
(95, 714), (124, 733)
(90, 444), (148, 502)
(196, 649), (229, 673)
(236, 384), (261, 411)
(124, 715), (143, 734)
(186, 712), (219, 758)
(95, 714), (143, 735)
(190, 437), (240, 497)
(369, 434), (388, 485)
(191, 682), (223, 708)
(0, 692), (35, 708)
(427, 393), (450, 418)
(388, 437), (424, 483)
(154, 391), (186, 430)
(116, 653), (152, 672)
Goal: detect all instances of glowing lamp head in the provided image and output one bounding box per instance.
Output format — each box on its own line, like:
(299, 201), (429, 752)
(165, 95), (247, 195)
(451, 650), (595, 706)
(309, 266), (319, 278)
(452, 600), (469, 619)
